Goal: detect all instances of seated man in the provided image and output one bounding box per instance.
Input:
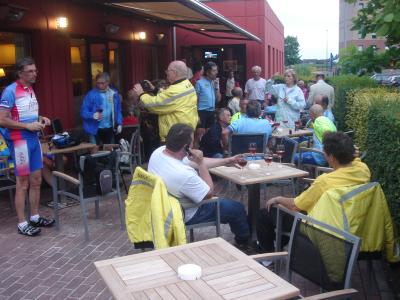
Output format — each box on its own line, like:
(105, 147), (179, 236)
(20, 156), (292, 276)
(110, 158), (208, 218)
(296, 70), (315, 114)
(230, 98), (248, 123)
(148, 123), (250, 247)
(227, 100), (272, 138)
(294, 104), (336, 166)
(257, 132), (371, 252)
(315, 94), (335, 123)
(200, 108), (231, 158)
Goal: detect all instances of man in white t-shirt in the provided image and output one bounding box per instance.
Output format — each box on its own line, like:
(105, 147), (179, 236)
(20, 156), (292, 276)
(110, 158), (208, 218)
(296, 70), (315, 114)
(244, 66), (267, 108)
(148, 123), (250, 246)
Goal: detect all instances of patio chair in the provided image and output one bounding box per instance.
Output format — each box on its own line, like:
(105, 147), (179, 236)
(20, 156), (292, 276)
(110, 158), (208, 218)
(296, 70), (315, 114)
(119, 129), (142, 193)
(0, 156), (16, 209)
(252, 206), (361, 298)
(126, 167), (220, 249)
(52, 151), (125, 241)
(228, 133), (267, 156)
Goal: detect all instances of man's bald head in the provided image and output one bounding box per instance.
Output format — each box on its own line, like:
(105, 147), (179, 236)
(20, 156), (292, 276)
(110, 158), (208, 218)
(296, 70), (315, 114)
(314, 94), (324, 105)
(310, 104), (324, 121)
(166, 60), (187, 83)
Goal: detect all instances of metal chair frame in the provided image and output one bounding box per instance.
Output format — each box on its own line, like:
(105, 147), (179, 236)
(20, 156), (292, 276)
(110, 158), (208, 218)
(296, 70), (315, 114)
(52, 151), (125, 241)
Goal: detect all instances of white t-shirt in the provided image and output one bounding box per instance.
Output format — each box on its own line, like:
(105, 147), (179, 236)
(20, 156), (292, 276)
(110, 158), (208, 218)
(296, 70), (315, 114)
(148, 146), (210, 222)
(245, 78), (267, 101)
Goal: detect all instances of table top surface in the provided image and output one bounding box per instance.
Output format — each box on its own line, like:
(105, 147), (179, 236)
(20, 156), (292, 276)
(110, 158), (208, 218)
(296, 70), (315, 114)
(272, 128), (312, 138)
(41, 142), (96, 155)
(209, 160), (309, 185)
(95, 238), (299, 300)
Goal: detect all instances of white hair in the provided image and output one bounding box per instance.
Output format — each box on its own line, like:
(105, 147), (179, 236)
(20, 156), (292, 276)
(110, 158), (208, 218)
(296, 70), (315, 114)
(251, 66), (262, 73)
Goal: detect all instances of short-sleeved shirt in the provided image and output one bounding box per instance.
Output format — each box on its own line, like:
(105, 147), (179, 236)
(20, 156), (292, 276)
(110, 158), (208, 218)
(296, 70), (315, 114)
(294, 158), (371, 213)
(0, 81), (39, 141)
(195, 77), (216, 111)
(244, 78), (267, 101)
(229, 116), (272, 138)
(230, 112), (245, 123)
(148, 146), (210, 222)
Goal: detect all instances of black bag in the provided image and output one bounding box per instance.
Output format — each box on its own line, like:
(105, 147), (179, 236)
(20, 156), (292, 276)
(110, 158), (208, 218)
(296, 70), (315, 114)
(81, 151), (116, 195)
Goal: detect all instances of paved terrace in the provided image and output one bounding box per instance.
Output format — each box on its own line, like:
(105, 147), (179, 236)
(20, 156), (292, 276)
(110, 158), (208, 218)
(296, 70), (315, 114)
(0, 178), (395, 300)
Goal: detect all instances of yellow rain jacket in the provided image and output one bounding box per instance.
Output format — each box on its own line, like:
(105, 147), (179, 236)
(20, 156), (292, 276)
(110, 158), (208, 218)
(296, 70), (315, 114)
(140, 79), (199, 142)
(308, 182), (399, 263)
(125, 167), (186, 249)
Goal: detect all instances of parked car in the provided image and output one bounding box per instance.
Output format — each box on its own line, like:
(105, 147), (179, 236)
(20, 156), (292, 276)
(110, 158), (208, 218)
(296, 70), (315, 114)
(371, 74), (391, 84)
(389, 76), (400, 87)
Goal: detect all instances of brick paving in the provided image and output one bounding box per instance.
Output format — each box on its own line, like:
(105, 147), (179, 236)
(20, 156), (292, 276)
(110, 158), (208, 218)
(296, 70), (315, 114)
(0, 178), (395, 299)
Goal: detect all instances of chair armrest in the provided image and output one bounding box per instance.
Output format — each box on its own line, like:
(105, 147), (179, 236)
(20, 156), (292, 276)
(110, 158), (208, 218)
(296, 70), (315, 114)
(299, 178), (315, 184)
(52, 171), (80, 185)
(302, 289), (358, 300)
(282, 163), (295, 167)
(250, 251), (288, 261)
(181, 197), (219, 209)
(315, 166), (333, 175)
(299, 147), (324, 155)
(103, 144), (120, 151)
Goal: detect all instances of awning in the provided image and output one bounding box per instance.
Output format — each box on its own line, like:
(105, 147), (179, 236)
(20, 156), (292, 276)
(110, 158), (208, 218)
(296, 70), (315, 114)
(103, 0), (262, 43)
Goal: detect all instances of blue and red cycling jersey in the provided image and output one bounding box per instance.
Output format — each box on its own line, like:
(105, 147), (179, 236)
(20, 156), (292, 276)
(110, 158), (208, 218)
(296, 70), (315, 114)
(0, 80), (39, 141)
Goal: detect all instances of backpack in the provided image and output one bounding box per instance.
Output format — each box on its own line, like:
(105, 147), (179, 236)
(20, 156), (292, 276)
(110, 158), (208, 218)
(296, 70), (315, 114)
(81, 152), (116, 195)
(119, 138), (130, 164)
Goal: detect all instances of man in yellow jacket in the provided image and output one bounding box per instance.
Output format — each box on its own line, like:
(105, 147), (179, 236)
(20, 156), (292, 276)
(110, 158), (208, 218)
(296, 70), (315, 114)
(257, 132), (398, 263)
(133, 60), (199, 142)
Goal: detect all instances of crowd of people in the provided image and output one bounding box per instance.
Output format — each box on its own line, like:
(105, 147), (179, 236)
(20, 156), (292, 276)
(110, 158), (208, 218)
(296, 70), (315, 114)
(3, 56), (396, 265)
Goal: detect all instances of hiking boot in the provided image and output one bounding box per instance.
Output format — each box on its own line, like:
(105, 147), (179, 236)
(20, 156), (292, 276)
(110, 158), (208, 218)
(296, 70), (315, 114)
(18, 224), (41, 236)
(30, 216), (55, 227)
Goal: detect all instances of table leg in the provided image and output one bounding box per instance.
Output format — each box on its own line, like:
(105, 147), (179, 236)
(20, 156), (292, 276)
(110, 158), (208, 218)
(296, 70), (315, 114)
(247, 183), (260, 241)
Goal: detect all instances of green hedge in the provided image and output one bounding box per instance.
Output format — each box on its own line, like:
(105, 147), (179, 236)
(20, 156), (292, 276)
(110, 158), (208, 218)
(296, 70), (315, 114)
(330, 75), (378, 131)
(345, 88), (398, 150)
(364, 99), (400, 232)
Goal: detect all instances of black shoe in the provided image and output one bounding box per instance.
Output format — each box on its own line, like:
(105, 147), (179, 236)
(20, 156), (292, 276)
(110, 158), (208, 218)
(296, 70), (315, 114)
(30, 216), (55, 227)
(234, 240), (260, 255)
(18, 224), (41, 236)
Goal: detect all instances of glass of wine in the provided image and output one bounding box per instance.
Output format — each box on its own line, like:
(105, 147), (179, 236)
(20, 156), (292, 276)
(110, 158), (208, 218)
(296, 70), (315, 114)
(263, 151), (273, 175)
(248, 142), (257, 160)
(237, 157), (248, 179)
(276, 144), (285, 167)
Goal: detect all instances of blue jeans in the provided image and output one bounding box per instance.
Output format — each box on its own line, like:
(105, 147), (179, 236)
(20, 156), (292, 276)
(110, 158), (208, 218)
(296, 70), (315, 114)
(185, 199), (250, 243)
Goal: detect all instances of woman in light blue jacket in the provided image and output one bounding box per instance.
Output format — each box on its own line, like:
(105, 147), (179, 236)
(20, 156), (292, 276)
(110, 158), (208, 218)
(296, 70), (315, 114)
(265, 69), (305, 128)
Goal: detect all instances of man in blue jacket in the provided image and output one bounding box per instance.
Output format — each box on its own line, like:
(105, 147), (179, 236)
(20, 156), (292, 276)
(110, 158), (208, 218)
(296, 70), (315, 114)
(81, 72), (123, 144)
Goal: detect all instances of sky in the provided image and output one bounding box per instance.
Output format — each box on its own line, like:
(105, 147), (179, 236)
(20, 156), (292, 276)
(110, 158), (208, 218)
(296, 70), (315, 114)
(267, 0), (339, 59)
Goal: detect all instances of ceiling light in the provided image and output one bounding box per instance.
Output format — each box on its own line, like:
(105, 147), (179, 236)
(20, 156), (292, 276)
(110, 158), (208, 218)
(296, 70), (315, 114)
(56, 17), (68, 29)
(133, 31), (146, 40)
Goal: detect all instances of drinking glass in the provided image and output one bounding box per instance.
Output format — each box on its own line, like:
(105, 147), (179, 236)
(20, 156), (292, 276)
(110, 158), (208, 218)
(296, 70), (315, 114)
(276, 144), (285, 166)
(263, 151), (273, 175)
(248, 142), (257, 159)
(237, 157), (248, 179)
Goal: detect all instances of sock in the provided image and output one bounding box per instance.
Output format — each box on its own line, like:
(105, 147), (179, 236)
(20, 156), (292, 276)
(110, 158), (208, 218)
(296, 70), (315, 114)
(30, 214), (40, 222)
(18, 221), (28, 230)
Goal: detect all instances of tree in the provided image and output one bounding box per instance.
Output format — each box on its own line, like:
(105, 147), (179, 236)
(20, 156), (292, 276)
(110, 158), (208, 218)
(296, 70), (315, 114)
(338, 45), (400, 74)
(285, 36), (301, 66)
(346, 0), (400, 45)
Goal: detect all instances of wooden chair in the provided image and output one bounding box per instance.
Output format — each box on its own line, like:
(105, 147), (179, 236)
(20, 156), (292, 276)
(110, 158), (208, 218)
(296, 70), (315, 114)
(0, 156), (16, 209)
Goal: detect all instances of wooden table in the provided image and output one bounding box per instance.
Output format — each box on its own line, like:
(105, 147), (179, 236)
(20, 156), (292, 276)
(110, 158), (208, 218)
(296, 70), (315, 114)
(272, 128), (312, 138)
(210, 161), (308, 239)
(95, 237), (300, 300)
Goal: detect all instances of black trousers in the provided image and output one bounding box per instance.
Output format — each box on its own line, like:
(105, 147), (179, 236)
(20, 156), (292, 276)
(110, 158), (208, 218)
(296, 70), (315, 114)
(256, 207), (294, 252)
(96, 127), (114, 145)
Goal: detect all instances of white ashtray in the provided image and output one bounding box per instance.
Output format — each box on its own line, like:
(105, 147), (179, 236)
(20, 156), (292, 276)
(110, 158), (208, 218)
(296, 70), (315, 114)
(248, 163), (260, 170)
(177, 264), (202, 280)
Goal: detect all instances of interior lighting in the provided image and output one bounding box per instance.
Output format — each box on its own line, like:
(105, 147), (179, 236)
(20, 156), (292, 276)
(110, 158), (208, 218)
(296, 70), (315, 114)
(56, 17), (68, 29)
(0, 68), (5, 77)
(133, 31), (146, 40)
(0, 44), (16, 65)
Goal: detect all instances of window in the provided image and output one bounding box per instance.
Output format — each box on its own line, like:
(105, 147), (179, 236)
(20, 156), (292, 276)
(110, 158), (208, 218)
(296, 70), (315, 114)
(371, 33), (377, 39)
(0, 32), (31, 91)
(358, 45), (364, 51)
(359, 2), (364, 8)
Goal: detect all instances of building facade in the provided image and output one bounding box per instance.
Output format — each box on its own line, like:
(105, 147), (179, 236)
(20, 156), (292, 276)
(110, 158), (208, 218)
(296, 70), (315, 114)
(339, 0), (386, 51)
(176, 0), (284, 84)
